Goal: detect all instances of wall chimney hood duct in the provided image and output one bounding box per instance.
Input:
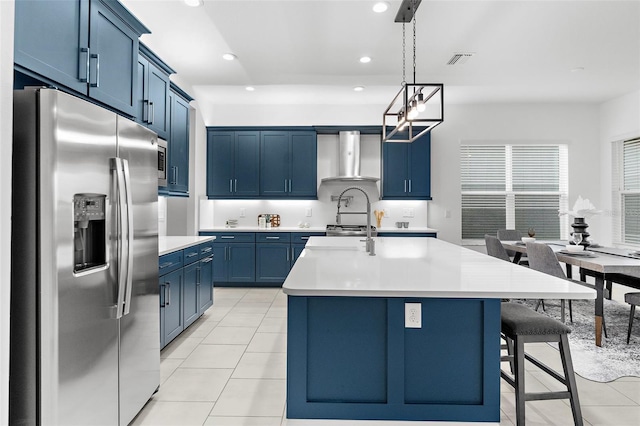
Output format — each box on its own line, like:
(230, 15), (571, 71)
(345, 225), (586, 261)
(321, 131), (379, 183)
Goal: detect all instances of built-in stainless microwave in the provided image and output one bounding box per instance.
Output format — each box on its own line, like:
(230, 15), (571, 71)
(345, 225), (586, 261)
(158, 139), (168, 187)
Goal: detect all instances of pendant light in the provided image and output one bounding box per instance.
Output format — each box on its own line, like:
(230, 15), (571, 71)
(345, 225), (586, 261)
(382, 0), (443, 143)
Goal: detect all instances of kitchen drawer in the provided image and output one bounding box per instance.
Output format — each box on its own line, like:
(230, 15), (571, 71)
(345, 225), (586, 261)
(205, 232), (256, 243)
(183, 246), (201, 264)
(199, 242), (214, 259)
(159, 251), (183, 276)
(291, 232), (325, 244)
(256, 232), (291, 243)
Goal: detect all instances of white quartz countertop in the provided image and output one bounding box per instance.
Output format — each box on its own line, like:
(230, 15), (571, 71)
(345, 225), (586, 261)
(200, 226), (327, 232)
(283, 237), (596, 299)
(199, 226), (437, 233)
(376, 226), (438, 233)
(159, 236), (216, 256)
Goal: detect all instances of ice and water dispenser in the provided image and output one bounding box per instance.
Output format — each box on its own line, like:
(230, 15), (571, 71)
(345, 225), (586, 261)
(73, 194), (106, 273)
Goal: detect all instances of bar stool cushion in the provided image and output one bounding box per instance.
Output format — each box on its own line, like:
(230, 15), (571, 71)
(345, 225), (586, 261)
(501, 302), (571, 336)
(625, 292), (640, 305)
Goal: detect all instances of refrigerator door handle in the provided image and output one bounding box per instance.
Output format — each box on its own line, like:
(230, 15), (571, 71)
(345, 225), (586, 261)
(112, 158), (128, 319)
(122, 159), (134, 316)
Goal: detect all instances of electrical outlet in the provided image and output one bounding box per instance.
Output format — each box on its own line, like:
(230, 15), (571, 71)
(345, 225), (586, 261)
(305, 208), (312, 217)
(403, 208), (415, 218)
(405, 303), (421, 328)
(239, 208), (246, 218)
(383, 209), (389, 218)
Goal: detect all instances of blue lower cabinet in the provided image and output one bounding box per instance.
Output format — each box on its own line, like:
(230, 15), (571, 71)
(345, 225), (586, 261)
(183, 262), (200, 328)
(256, 243), (291, 283)
(200, 231), (323, 287)
(287, 296), (500, 421)
(159, 268), (183, 348)
(159, 241), (215, 349)
(227, 244), (256, 282)
(199, 255), (214, 312)
(201, 233), (256, 286)
(256, 232), (291, 284)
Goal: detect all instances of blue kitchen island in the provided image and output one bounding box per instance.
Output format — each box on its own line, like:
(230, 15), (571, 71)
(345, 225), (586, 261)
(283, 237), (595, 423)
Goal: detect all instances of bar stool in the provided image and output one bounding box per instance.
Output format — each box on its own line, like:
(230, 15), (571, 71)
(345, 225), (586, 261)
(625, 292), (640, 344)
(500, 302), (583, 426)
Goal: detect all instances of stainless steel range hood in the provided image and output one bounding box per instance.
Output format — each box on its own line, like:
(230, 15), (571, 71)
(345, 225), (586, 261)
(321, 131), (379, 183)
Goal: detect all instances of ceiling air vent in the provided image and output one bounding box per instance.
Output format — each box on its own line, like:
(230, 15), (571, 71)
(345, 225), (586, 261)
(446, 52), (474, 65)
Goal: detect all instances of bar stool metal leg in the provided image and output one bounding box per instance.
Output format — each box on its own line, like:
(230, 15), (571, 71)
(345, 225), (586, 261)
(628, 304), (636, 344)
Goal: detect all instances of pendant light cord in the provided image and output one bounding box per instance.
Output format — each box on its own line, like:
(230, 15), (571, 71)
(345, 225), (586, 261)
(402, 22), (406, 85)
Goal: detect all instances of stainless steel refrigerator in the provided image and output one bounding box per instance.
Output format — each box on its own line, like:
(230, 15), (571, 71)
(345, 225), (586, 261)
(10, 88), (160, 425)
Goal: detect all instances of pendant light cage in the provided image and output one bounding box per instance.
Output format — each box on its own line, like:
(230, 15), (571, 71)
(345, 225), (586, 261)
(383, 0), (444, 143)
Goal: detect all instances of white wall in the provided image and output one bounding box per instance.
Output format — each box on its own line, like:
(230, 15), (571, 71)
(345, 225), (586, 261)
(598, 90), (640, 245)
(0, 2), (14, 423)
(429, 103), (602, 243)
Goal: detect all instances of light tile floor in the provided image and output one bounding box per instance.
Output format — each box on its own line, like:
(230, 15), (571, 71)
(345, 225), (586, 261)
(131, 288), (640, 426)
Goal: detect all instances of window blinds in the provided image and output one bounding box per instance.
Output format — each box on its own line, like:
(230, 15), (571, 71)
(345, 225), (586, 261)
(617, 138), (640, 245)
(461, 144), (568, 241)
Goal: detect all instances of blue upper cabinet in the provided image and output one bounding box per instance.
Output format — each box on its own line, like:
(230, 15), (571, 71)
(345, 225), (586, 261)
(14, 0), (149, 117)
(382, 132), (431, 200)
(167, 85), (192, 195)
(137, 43), (174, 140)
(207, 131), (260, 198)
(260, 130), (317, 199)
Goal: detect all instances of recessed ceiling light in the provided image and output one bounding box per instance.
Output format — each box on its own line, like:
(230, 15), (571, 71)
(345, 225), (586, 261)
(571, 67), (585, 73)
(245, 86), (255, 91)
(222, 53), (237, 61)
(373, 2), (389, 13)
(354, 86), (365, 92)
(359, 56), (372, 64)
(183, 0), (203, 7)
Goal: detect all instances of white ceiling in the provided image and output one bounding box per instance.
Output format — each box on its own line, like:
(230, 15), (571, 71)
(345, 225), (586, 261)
(121, 0), (640, 108)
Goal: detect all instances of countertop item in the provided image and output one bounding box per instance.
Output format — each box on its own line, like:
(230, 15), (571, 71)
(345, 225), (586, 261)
(283, 236), (596, 300)
(159, 236), (216, 255)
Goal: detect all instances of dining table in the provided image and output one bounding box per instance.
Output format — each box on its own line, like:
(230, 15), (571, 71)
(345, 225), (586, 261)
(501, 240), (640, 346)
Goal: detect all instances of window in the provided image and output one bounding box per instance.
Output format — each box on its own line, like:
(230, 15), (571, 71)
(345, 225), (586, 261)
(461, 143), (569, 242)
(612, 137), (640, 245)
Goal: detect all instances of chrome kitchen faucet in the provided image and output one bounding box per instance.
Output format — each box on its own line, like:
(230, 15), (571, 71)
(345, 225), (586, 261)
(336, 186), (375, 256)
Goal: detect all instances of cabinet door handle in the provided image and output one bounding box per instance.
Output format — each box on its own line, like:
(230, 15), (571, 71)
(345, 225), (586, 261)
(409, 179), (412, 193)
(300, 236), (309, 240)
(201, 256), (213, 263)
(229, 179), (233, 193)
(404, 180), (408, 193)
(221, 236), (235, 239)
(186, 252), (198, 258)
(201, 247), (212, 254)
(289, 179), (292, 193)
(89, 53), (100, 88)
(159, 261), (173, 270)
(265, 236), (280, 240)
(196, 266), (201, 284)
(148, 101), (155, 125)
(284, 180), (288, 192)
(79, 47), (90, 82)
(228, 247), (231, 261)
(165, 282), (171, 306)
(287, 248), (290, 262)
(160, 283), (165, 307)
(234, 179), (237, 192)
(173, 167), (178, 185)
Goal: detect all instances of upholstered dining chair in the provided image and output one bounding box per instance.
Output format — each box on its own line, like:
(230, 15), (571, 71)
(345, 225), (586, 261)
(485, 234), (511, 262)
(525, 242), (604, 332)
(497, 229), (528, 265)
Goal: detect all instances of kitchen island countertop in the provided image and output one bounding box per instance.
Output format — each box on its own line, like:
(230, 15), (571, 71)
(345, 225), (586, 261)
(159, 235), (216, 256)
(283, 236), (595, 300)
